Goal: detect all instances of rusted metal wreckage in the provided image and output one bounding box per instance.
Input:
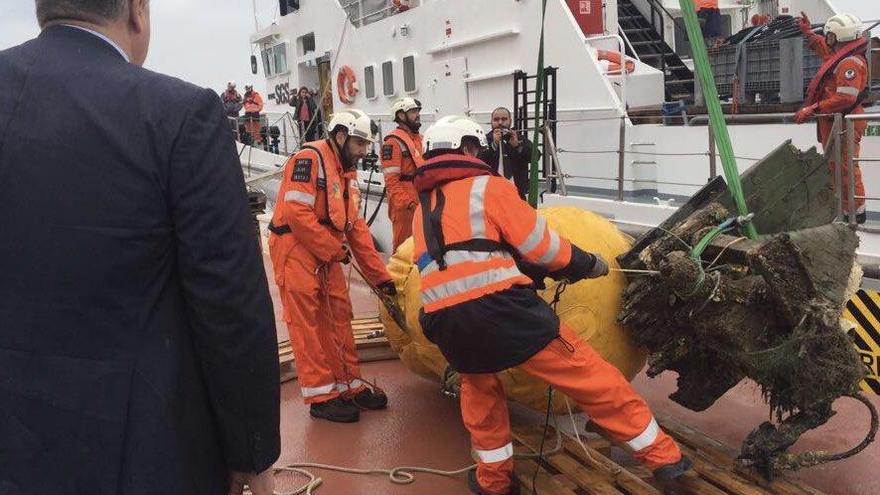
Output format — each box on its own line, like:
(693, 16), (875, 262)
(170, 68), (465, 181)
(618, 141), (877, 478)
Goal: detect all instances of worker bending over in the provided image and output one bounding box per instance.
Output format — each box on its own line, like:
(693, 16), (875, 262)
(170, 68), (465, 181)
(412, 116), (692, 495)
(796, 12), (869, 224)
(382, 97), (425, 251)
(269, 109), (395, 423)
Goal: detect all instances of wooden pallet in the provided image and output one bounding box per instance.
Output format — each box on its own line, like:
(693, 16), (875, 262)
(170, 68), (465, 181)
(277, 316), (398, 383)
(510, 414), (825, 495)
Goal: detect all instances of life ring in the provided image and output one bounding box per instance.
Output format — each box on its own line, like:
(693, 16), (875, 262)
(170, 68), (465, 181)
(597, 49), (635, 75)
(392, 0), (412, 11)
(336, 65), (359, 105)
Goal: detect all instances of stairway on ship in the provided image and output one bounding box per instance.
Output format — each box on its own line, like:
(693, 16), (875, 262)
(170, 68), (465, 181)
(618, 0), (695, 102)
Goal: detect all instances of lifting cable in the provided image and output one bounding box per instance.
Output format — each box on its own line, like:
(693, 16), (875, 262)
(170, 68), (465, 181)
(677, 0), (758, 240)
(527, 0), (549, 208)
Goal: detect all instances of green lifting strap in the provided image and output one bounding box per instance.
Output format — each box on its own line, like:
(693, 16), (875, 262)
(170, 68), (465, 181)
(527, 0), (549, 207)
(678, 0), (758, 239)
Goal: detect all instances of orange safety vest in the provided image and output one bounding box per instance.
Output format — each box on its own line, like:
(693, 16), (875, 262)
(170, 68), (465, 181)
(272, 139), (359, 236)
(382, 127), (425, 180)
(412, 153), (597, 373)
(412, 154), (572, 313)
(244, 91), (264, 114)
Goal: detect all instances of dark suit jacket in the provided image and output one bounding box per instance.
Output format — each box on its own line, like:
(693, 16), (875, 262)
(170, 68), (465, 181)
(478, 134), (535, 199)
(0, 26), (280, 495)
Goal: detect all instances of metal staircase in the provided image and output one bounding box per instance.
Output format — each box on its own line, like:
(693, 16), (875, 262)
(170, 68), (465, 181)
(618, 0), (694, 102)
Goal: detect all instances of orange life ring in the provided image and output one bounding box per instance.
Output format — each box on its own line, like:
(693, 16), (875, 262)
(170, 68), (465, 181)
(336, 65), (359, 104)
(597, 49), (636, 75)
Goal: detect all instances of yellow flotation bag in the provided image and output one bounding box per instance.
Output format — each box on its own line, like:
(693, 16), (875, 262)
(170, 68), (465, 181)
(380, 206), (645, 413)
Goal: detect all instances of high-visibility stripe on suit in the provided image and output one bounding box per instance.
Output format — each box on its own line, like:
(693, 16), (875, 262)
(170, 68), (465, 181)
(269, 139), (392, 404)
(382, 127), (425, 250)
(412, 154), (683, 495)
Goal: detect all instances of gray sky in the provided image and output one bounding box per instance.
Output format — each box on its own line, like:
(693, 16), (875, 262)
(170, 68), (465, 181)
(0, 0), (876, 95)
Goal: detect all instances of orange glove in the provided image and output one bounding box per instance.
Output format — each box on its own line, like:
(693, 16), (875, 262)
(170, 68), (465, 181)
(794, 104), (817, 124)
(799, 12), (813, 37)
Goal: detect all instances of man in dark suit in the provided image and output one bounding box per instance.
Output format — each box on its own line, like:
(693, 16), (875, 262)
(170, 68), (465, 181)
(477, 107), (535, 200)
(0, 1), (280, 494)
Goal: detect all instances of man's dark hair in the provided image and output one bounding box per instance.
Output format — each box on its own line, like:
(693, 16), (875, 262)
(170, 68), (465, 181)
(492, 107), (512, 119)
(36, 0), (128, 27)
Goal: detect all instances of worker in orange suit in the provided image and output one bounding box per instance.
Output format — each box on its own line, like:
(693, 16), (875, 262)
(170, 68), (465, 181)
(796, 12), (869, 223)
(382, 97), (425, 251)
(412, 116), (692, 495)
(243, 84), (265, 144)
(268, 109), (395, 423)
(696, 0), (723, 47)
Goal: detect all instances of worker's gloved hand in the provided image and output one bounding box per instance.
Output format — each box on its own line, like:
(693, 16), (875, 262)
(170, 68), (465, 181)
(587, 254), (610, 279)
(377, 280), (397, 297)
(518, 260), (550, 290)
(362, 151), (379, 171)
(407, 201), (418, 211)
(798, 12), (813, 36)
(794, 104), (817, 124)
(335, 245), (351, 264)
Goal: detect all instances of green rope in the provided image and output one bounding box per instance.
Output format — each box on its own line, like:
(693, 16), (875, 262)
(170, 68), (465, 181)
(527, 0), (548, 208)
(677, 0), (758, 240)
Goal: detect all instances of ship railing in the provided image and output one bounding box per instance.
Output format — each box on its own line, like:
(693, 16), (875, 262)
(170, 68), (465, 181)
(544, 110), (880, 231)
(339, 0), (418, 28)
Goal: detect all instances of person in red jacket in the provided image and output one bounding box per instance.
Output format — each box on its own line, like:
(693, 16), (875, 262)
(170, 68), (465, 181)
(413, 116), (691, 495)
(268, 109), (395, 423)
(795, 12), (869, 223)
(382, 97), (425, 251)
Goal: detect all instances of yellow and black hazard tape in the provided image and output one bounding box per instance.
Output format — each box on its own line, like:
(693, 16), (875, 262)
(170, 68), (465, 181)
(844, 289), (880, 395)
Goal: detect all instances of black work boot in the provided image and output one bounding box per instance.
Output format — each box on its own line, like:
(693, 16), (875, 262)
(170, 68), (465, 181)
(653, 455), (693, 494)
(467, 469), (520, 495)
(349, 387), (388, 410)
(309, 397), (360, 423)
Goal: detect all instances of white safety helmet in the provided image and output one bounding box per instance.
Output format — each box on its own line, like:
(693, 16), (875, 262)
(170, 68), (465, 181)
(423, 115), (488, 154)
(391, 97), (422, 119)
(328, 109), (380, 143)
(227, 81), (236, 88)
(824, 13), (863, 43)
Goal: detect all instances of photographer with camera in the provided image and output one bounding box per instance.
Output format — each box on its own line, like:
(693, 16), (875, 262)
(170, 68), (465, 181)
(478, 107), (535, 200)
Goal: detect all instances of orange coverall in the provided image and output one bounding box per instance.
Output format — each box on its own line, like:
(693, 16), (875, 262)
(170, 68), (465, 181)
(803, 32), (869, 215)
(412, 153), (683, 494)
(382, 127), (424, 251)
(269, 139), (392, 404)
(243, 90), (265, 144)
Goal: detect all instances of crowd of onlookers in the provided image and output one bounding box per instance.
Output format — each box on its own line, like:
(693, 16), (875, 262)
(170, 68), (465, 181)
(220, 81), (323, 146)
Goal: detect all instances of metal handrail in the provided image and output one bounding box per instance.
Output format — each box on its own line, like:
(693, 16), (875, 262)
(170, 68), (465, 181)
(619, 27), (642, 61)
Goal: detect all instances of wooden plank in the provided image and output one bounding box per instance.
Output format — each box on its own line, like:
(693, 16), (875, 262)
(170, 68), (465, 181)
(561, 438), (660, 495)
(692, 459), (772, 495)
(514, 458), (577, 495)
(512, 425), (657, 495)
(658, 415), (826, 495)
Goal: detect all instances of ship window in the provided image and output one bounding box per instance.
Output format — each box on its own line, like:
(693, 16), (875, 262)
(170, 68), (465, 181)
(403, 55), (417, 93)
(262, 49), (274, 77)
(273, 43), (288, 74)
(261, 43), (290, 78)
(280, 0), (300, 16)
(382, 60), (395, 97)
(364, 66), (377, 99)
(298, 33), (315, 56)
